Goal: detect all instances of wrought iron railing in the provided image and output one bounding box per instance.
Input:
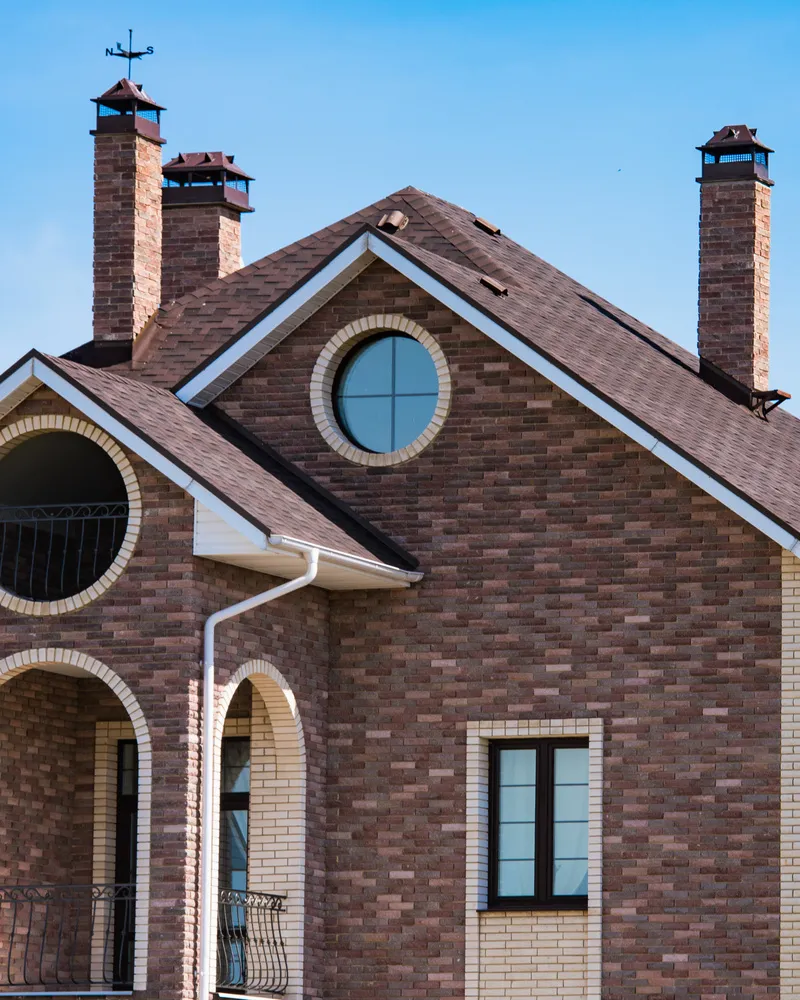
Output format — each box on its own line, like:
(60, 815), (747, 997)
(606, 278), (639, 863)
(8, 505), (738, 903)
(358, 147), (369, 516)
(217, 889), (288, 996)
(0, 883), (135, 990)
(0, 502), (129, 601)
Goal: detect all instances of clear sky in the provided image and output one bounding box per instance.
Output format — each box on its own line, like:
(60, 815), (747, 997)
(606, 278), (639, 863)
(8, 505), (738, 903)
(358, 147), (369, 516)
(3, 1), (800, 408)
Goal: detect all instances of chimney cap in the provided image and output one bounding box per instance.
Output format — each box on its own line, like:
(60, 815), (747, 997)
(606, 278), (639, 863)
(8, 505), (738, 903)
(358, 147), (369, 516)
(697, 124), (773, 154)
(92, 77), (165, 112)
(163, 151), (253, 181)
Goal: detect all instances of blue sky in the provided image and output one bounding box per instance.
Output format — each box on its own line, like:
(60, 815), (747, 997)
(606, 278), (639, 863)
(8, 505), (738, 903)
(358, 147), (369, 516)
(3, 1), (800, 408)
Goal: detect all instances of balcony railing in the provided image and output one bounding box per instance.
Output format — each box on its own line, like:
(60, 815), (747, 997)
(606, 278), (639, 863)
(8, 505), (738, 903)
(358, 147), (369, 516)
(217, 889), (288, 996)
(0, 502), (129, 601)
(0, 883), (135, 991)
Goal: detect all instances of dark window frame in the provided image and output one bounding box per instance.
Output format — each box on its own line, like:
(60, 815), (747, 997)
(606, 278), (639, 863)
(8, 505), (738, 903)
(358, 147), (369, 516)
(114, 738), (138, 988)
(333, 332), (439, 454)
(488, 737), (589, 911)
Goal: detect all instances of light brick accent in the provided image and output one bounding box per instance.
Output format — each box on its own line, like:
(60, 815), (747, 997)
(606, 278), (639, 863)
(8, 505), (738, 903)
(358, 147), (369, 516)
(0, 648), (152, 992)
(93, 130), (162, 342)
(162, 205), (243, 303)
(782, 551), (800, 995)
(216, 660), (307, 999)
(309, 314), (451, 466)
(0, 414), (142, 616)
(465, 718), (603, 1000)
(698, 178), (771, 389)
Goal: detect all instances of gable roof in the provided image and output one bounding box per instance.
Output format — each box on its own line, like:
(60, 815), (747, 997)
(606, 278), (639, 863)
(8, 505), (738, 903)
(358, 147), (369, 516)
(0, 352), (420, 588)
(125, 185), (800, 556)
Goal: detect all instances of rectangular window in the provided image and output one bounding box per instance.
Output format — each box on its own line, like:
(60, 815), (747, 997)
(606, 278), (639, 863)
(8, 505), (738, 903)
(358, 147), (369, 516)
(220, 737), (250, 892)
(489, 738), (589, 909)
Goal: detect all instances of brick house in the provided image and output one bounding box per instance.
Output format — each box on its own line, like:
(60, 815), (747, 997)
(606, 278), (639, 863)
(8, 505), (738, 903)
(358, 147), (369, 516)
(0, 77), (798, 1000)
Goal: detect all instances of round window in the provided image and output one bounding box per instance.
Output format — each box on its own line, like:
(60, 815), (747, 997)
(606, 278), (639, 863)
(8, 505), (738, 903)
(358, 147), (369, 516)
(334, 334), (440, 453)
(0, 431), (130, 603)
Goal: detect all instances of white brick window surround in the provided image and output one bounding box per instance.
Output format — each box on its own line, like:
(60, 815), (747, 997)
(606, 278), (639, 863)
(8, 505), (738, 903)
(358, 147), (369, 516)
(466, 718), (603, 1000)
(216, 660), (307, 999)
(310, 314), (452, 466)
(0, 415), (142, 616)
(0, 648), (152, 992)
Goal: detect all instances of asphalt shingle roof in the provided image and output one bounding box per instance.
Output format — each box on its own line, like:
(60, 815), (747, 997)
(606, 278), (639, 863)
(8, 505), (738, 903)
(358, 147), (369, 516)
(63, 185), (800, 545)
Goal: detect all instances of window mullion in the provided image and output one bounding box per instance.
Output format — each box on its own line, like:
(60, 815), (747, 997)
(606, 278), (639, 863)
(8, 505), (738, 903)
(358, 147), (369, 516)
(536, 741), (554, 906)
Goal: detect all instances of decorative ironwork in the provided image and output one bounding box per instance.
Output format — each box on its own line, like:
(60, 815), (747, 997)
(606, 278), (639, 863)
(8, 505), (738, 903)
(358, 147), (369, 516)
(105, 30), (154, 78)
(0, 883), (135, 990)
(217, 889), (288, 996)
(0, 501), (129, 601)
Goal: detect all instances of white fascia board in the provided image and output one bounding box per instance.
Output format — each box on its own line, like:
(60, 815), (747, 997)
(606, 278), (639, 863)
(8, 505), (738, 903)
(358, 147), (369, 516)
(177, 233), (374, 405)
(17, 358), (269, 550)
(0, 359), (41, 421)
(268, 534), (422, 585)
(364, 235), (800, 556)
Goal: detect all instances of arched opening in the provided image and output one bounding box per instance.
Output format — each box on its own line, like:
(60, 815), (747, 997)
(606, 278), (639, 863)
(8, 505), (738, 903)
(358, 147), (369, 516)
(0, 432), (129, 602)
(214, 663), (306, 999)
(0, 650), (151, 993)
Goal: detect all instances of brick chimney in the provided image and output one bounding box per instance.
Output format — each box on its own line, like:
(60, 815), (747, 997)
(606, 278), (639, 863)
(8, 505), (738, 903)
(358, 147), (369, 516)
(91, 79), (165, 345)
(697, 125), (773, 390)
(161, 152), (254, 302)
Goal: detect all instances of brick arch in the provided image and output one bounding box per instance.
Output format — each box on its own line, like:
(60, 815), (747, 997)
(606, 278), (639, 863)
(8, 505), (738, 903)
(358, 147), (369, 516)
(216, 659), (306, 998)
(0, 647), (151, 991)
(0, 414), (142, 617)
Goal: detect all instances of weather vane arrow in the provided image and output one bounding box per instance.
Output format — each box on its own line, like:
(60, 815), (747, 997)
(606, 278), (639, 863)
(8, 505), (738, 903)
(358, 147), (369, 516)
(106, 29), (154, 79)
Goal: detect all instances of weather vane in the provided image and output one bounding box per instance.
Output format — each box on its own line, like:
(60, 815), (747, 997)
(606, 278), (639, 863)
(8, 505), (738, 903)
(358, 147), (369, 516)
(105, 29), (154, 79)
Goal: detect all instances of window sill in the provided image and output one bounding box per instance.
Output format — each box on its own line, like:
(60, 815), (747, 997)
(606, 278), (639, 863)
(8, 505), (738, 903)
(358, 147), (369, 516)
(484, 898), (588, 912)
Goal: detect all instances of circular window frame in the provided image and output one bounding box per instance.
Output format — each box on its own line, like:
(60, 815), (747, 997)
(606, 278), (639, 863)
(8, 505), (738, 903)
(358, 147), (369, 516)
(0, 416), (142, 617)
(310, 315), (451, 466)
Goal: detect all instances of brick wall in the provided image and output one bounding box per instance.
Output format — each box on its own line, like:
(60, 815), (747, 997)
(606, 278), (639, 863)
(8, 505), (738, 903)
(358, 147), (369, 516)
(698, 178), (771, 389)
(162, 204), (242, 303)
(93, 132), (162, 341)
(217, 259), (784, 999)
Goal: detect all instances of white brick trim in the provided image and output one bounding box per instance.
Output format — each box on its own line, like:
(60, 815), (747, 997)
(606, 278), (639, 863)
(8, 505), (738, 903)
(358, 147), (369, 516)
(0, 648), (152, 991)
(782, 551), (800, 995)
(465, 718), (603, 1000)
(216, 661), (306, 999)
(309, 314), (452, 467)
(0, 415), (142, 616)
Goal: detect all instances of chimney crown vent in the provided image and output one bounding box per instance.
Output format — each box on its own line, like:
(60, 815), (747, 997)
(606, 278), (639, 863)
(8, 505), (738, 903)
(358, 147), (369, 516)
(697, 123), (772, 184)
(162, 151), (254, 213)
(90, 77), (165, 143)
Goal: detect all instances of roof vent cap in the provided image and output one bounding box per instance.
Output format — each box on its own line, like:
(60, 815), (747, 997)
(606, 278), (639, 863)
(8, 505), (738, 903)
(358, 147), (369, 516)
(377, 210), (409, 232)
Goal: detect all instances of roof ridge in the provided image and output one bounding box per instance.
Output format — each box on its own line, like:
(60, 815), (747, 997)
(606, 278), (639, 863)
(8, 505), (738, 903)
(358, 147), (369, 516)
(402, 189), (517, 285)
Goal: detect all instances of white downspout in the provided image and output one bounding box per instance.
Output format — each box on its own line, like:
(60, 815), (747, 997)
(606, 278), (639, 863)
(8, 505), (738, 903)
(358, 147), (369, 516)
(198, 547), (320, 1000)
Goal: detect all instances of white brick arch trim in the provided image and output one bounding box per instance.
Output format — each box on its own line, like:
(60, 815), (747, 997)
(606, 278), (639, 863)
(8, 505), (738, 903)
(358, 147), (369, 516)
(0, 415), (142, 616)
(216, 659), (307, 999)
(0, 647), (152, 991)
(310, 314), (452, 466)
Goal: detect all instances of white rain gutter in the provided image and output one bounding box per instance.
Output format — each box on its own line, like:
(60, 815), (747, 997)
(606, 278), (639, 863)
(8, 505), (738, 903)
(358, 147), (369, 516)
(198, 546), (320, 1000)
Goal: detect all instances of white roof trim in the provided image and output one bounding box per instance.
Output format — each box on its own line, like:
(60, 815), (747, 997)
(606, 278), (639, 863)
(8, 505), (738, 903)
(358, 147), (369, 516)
(177, 233), (375, 406)
(173, 231), (800, 556)
(0, 357), (418, 587)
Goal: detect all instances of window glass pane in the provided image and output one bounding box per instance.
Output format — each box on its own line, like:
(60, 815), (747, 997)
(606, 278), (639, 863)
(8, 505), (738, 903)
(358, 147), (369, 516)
(500, 748), (536, 786)
(498, 859), (535, 897)
(337, 396), (393, 453)
(394, 337), (439, 395)
(554, 821), (588, 860)
(553, 746), (589, 897)
(554, 785), (589, 822)
(220, 809), (248, 890)
(499, 784), (536, 823)
(554, 747), (589, 785)
(222, 739), (250, 794)
(119, 742), (137, 797)
(553, 858), (588, 897)
(337, 337), (393, 396)
(393, 394), (438, 450)
(499, 822), (535, 861)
